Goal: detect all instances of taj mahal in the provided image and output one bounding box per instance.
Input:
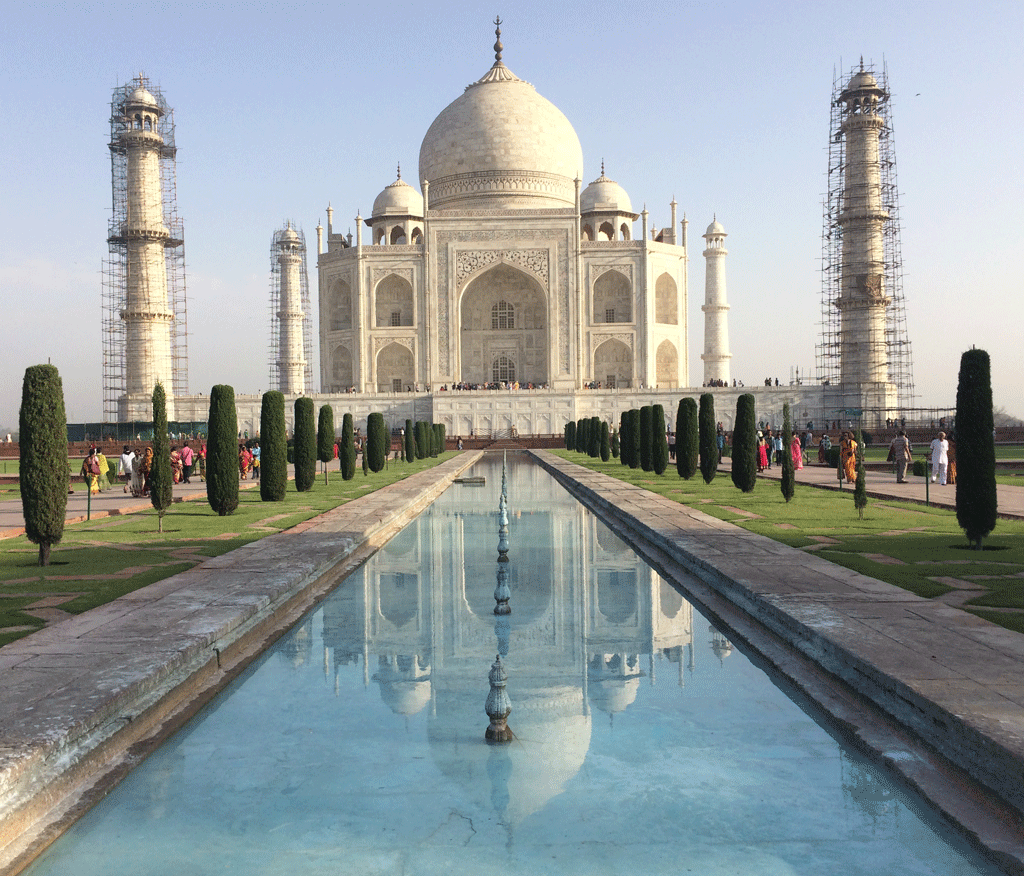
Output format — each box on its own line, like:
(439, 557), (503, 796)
(106, 23), (910, 437)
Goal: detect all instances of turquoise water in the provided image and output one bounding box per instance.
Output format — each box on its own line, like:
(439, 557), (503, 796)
(23, 456), (999, 875)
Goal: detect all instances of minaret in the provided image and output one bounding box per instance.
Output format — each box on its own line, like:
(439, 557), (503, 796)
(115, 77), (175, 419)
(701, 217), (731, 385)
(271, 224), (309, 395)
(835, 63), (895, 411)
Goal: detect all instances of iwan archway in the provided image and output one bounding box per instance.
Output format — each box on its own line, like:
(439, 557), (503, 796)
(459, 263), (548, 386)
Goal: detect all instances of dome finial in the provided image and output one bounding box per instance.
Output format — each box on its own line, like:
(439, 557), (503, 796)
(493, 16), (503, 63)
(601, 158), (605, 177)
(396, 162), (401, 180)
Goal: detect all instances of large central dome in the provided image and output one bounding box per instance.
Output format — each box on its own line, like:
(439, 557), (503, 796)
(418, 53), (584, 211)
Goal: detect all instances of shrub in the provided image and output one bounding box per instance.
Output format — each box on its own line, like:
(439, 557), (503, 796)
(150, 383), (173, 531)
(912, 459), (927, 478)
(436, 423), (446, 454)
(618, 412), (629, 466)
(731, 393), (757, 492)
(699, 393), (717, 484)
(415, 421), (429, 459)
(317, 405), (335, 484)
(827, 445), (841, 469)
(652, 405), (668, 475)
(780, 402), (795, 503)
(639, 406), (653, 471)
(588, 416), (601, 458)
(206, 385), (239, 515)
(19, 364), (68, 565)
(260, 391), (287, 500)
(610, 428), (619, 458)
(955, 349), (997, 548)
(600, 421), (610, 461)
(293, 397), (317, 491)
(575, 418), (586, 454)
(364, 412), (387, 472)
(676, 397), (698, 480)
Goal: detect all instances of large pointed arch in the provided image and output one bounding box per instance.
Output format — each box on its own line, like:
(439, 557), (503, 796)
(593, 338), (633, 388)
(376, 342), (414, 392)
(656, 339), (678, 388)
(593, 270), (632, 323)
(375, 274), (414, 327)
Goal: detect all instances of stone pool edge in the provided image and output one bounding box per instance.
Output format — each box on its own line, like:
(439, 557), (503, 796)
(0, 451), (482, 876)
(532, 449), (1024, 874)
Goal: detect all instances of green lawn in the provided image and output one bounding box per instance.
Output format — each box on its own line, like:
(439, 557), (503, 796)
(0, 454), (455, 647)
(552, 450), (1024, 633)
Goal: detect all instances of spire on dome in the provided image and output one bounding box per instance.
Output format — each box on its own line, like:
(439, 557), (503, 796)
(467, 16), (526, 87)
(396, 162), (401, 180)
(494, 16), (503, 63)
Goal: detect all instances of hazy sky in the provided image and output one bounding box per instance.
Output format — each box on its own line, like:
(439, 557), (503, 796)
(2, 0), (1021, 427)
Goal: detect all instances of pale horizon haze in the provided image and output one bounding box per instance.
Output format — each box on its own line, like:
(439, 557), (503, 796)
(2, 1), (1021, 428)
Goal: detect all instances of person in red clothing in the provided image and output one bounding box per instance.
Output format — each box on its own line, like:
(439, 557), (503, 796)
(180, 441), (194, 484)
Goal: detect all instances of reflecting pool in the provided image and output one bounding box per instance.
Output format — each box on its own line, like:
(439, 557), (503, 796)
(23, 455), (999, 875)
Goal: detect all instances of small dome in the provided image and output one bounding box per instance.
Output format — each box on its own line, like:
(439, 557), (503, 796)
(847, 70), (878, 91)
(372, 175), (424, 218)
(126, 85), (158, 109)
(281, 225), (300, 242)
(581, 171), (633, 215)
(705, 218), (726, 237)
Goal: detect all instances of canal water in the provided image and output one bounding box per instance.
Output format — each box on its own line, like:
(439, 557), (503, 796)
(22, 455), (999, 875)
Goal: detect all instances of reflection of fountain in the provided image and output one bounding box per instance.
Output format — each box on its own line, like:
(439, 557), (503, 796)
(485, 654), (514, 742)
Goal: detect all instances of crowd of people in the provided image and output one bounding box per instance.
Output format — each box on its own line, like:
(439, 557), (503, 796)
(78, 441), (206, 498)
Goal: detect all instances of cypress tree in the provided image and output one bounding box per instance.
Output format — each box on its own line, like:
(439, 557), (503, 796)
(627, 409), (641, 469)
(293, 397), (316, 491)
(955, 349), (997, 548)
(619, 411), (629, 466)
(367, 412), (387, 472)
(404, 418), (415, 464)
(588, 416), (601, 458)
(854, 427), (868, 519)
(575, 418), (585, 453)
(565, 421), (576, 450)
(610, 428), (619, 459)
(780, 402), (795, 503)
(652, 404), (669, 475)
(677, 397), (698, 480)
(639, 405), (653, 471)
(340, 413), (356, 480)
(731, 393), (757, 492)
(19, 364), (68, 566)
(699, 393), (717, 484)
(207, 384), (239, 516)
(317, 404), (335, 485)
(437, 423), (446, 454)
(600, 422), (611, 461)
(150, 383), (173, 532)
(260, 391), (287, 500)
(417, 421), (430, 459)
(362, 440), (369, 475)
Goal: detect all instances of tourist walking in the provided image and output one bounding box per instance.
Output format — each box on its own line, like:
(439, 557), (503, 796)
(929, 431), (949, 485)
(889, 430), (912, 483)
(790, 432), (804, 470)
(180, 441), (194, 484)
(119, 445), (135, 493)
(81, 448), (101, 494)
(839, 431), (858, 484)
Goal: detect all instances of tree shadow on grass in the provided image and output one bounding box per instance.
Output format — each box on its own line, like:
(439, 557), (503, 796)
(950, 544), (1009, 552)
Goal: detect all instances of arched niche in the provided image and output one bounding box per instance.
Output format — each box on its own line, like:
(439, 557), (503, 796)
(593, 338), (633, 388)
(376, 342), (414, 392)
(593, 270), (632, 323)
(375, 274), (414, 327)
(597, 569), (638, 624)
(655, 273), (678, 325)
(330, 344), (352, 392)
(329, 279), (352, 330)
(460, 263), (547, 385)
(656, 339), (678, 388)
(377, 572), (419, 628)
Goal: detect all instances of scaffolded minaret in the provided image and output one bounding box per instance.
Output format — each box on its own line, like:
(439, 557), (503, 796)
(818, 61), (913, 423)
(701, 217), (731, 385)
(102, 75), (188, 422)
(268, 224), (312, 394)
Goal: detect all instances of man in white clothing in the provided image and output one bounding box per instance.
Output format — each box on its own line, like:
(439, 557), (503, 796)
(929, 431), (949, 485)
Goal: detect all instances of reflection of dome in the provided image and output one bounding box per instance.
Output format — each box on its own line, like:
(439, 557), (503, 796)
(581, 172), (633, 215)
(372, 174), (424, 219)
(418, 59), (583, 210)
(373, 654), (432, 716)
(587, 653), (642, 715)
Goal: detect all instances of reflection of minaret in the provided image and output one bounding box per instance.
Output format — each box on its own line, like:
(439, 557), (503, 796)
(104, 75), (187, 421)
(270, 223), (311, 395)
(701, 217), (731, 385)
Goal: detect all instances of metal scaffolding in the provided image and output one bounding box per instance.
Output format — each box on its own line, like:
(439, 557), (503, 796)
(267, 223), (314, 394)
(817, 61), (914, 413)
(102, 77), (189, 420)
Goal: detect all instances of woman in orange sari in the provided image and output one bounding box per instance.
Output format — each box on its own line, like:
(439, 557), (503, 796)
(138, 447), (153, 497)
(790, 433), (804, 470)
(839, 431), (858, 484)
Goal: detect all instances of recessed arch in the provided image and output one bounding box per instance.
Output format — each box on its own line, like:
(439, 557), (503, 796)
(655, 273), (678, 325)
(593, 270), (632, 323)
(376, 341), (414, 392)
(389, 225), (407, 245)
(593, 338), (633, 388)
(459, 263), (547, 385)
(330, 344), (352, 392)
(656, 339), (678, 388)
(598, 221), (615, 241)
(375, 274), (414, 327)
(329, 279), (352, 330)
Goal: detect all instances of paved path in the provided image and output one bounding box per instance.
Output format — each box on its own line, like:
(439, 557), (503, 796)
(752, 457), (1024, 518)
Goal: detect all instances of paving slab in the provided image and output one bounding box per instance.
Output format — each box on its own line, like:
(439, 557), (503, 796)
(532, 449), (1024, 872)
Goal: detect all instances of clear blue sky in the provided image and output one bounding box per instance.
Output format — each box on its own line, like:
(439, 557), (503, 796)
(2, 0), (1021, 427)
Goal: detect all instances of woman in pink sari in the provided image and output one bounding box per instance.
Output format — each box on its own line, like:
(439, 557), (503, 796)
(756, 432), (768, 472)
(790, 434), (804, 470)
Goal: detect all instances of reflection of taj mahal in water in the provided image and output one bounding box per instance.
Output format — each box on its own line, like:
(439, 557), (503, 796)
(278, 458), (733, 826)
